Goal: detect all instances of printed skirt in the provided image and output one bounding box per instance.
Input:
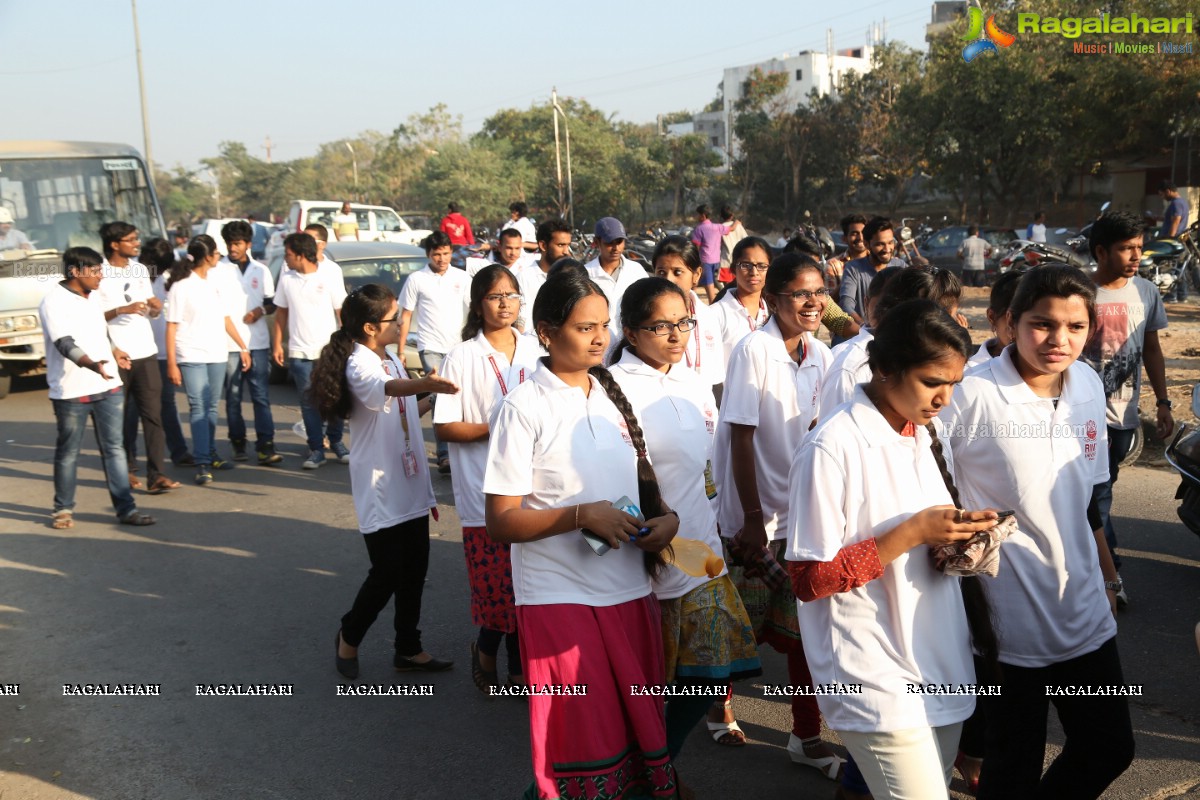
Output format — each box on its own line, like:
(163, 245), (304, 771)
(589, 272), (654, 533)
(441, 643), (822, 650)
(462, 526), (516, 633)
(659, 574), (762, 684)
(724, 538), (804, 655)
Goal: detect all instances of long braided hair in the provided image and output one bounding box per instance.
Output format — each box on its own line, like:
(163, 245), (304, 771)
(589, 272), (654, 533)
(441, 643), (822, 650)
(533, 270), (672, 577)
(866, 298), (999, 679)
(310, 284), (396, 422)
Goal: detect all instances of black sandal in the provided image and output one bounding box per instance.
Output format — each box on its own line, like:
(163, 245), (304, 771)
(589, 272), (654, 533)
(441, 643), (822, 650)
(471, 641), (498, 694)
(119, 511), (156, 526)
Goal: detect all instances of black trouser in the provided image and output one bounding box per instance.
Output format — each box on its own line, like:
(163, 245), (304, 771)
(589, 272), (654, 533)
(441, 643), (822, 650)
(477, 628), (522, 675)
(120, 355), (167, 484)
(978, 637), (1135, 800)
(340, 516), (430, 657)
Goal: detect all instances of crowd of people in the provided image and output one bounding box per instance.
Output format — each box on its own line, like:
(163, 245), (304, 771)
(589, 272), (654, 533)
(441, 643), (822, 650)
(40, 205), (1163, 800)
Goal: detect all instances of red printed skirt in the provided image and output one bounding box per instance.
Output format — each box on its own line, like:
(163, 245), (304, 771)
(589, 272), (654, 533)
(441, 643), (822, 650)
(462, 526), (517, 633)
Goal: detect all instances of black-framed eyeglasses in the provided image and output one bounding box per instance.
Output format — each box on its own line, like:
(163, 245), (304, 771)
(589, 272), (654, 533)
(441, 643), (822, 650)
(637, 318), (697, 336)
(483, 292), (522, 303)
(735, 261), (769, 273)
(776, 288), (829, 302)
(379, 315), (400, 324)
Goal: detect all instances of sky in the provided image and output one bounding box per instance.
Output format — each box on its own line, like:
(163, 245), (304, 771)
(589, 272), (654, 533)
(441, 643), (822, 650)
(2, 0), (935, 173)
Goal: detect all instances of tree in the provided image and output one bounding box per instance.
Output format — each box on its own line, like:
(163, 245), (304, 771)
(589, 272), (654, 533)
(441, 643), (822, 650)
(413, 139), (536, 224)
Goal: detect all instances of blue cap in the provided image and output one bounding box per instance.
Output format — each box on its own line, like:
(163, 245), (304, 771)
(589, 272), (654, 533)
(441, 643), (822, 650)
(594, 217), (626, 243)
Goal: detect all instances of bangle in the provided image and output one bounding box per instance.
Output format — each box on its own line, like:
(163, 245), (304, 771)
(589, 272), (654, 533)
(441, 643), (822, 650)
(574, 504), (580, 530)
(743, 508), (762, 516)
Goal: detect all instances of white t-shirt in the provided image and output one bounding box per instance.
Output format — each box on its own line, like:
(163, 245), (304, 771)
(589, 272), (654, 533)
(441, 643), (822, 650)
(942, 348), (1116, 668)
(787, 386), (975, 733)
(482, 361), (651, 607)
(710, 289), (769, 365)
(517, 260), (551, 330)
(399, 265), (470, 354)
(684, 291), (726, 389)
(501, 216), (537, 244)
(967, 339), (997, 369)
(1081, 277), (1167, 430)
(274, 267), (346, 360)
(715, 319), (832, 541)
(433, 329), (542, 527)
(40, 283), (124, 400)
(214, 257), (275, 351)
(318, 255), (344, 287)
(820, 328), (873, 415)
(166, 273), (231, 364)
(584, 256), (650, 310)
(94, 261), (157, 360)
(345, 344), (436, 533)
(150, 274), (170, 360)
(609, 351), (724, 600)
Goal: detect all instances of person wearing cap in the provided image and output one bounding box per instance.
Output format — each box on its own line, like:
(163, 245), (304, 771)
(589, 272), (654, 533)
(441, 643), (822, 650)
(0, 208), (32, 251)
(584, 217), (649, 311)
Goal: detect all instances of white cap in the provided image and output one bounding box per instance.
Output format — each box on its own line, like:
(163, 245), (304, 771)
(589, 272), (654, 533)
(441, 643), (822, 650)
(0, 209), (13, 224)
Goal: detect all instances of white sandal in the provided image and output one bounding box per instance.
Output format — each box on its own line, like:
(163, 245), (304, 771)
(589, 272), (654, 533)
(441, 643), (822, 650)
(787, 733), (845, 780)
(706, 719), (747, 746)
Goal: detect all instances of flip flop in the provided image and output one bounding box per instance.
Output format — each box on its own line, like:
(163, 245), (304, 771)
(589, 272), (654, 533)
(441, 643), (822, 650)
(147, 477), (182, 495)
(119, 511), (156, 526)
(51, 511), (74, 530)
(707, 720), (747, 746)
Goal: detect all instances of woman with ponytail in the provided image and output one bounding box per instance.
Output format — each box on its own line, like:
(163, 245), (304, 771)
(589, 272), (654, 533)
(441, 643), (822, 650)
(165, 235), (251, 485)
(608, 277), (761, 772)
(309, 283), (460, 680)
(786, 298), (1000, 799)
(432, 265), (541, 693)
(484, 269), (682, 800)
(941, 266), (1134, 799)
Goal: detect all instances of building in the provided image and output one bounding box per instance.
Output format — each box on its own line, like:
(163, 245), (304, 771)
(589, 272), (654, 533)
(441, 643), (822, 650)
(926, 1), (967, 42)
(665, 111), (728, 167)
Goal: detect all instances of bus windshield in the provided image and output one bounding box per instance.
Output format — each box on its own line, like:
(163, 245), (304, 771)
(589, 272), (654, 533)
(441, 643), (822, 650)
(0, 156), (163, 255)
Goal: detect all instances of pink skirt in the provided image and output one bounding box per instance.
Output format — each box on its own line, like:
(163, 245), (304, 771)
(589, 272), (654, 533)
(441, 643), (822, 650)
(462, 526), (516, 632)
(517, 596), (679, 800)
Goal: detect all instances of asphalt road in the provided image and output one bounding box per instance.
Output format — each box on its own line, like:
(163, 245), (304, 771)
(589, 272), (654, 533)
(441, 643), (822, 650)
(0, 375), (1198, 799)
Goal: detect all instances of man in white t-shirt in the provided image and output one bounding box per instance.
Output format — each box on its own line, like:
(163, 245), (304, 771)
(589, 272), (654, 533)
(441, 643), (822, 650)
(517, 219), (574, 329)
(332, 201), (359, 241)
(584, 217), (649, 311)
(95, 221), (179, 495)
(0, 207), (33, 251)
(217, 220), (282, 465)
(1081, 211), (1174, 608)
(398, 229), (469, 473)
(304, 223), (345, 286)
(1025, 211), (1047, 243)
(41, 246), (155, 528)
(272, 232), (348, 469)
(501, 201), (538, 252)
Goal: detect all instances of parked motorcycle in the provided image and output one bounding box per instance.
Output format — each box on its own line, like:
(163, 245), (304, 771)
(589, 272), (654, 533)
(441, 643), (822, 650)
(1165, 384), (1200, 538)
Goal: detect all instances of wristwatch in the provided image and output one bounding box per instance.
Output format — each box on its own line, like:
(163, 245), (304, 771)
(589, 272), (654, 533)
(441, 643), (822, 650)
(1104, 579), (1124, 593)
(1157, 397), (1173, 409)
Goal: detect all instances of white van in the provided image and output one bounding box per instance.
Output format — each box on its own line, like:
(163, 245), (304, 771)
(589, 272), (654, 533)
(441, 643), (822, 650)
(284, 201), (430, 246)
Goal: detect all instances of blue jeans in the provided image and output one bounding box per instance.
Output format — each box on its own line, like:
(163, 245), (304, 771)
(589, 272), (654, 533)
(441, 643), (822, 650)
(1091, 425), (1137, 571)
(419, 350), (447, 462)
(179, 361), (227, 467)
(289, 357), (344, 452)
(225, 349), (275, 444)
(52, 389), (136, 518)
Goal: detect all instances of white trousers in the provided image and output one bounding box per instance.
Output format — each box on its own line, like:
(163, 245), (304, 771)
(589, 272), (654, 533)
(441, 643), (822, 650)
(837, 722), (963, 800)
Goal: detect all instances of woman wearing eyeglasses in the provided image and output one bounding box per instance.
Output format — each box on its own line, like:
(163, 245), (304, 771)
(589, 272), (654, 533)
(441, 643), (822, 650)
(433, 265), (542, 693)
(713, 252), (844, 777)
(710, 236), (774, 365)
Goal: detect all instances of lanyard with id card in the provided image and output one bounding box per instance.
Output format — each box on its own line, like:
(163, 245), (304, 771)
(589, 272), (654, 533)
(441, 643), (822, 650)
(382, 354), (420, 479)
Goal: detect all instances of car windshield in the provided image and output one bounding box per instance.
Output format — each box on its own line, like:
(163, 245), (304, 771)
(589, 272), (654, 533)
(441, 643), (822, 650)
(374, 209), (410, 233)
(340, 256), (427, 293)
(0, 156), (163, 254)
(307, 208), (367, 231)
(984, 230), (1016, 246)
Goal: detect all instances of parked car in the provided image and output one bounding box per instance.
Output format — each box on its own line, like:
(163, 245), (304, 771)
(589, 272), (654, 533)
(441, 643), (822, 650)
(921, 225), (1018, 276)
(266, 240), (426, 381)
(191, 218), (247, 256)
(282, 201), (431, 247)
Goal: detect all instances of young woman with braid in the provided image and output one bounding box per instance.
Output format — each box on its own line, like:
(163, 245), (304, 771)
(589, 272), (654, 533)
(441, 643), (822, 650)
(433, 265), (541, 693)
(484, 269), (683, 800)
(787, 299), (1001, 800)
(309, 284), (460, 679)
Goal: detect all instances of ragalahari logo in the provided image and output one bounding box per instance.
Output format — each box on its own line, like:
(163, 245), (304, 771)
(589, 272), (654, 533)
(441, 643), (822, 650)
(962, 5), (1016, 62)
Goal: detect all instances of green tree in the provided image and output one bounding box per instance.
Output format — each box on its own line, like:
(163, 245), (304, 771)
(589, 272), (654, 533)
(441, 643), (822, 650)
(413, 139), (536, 224)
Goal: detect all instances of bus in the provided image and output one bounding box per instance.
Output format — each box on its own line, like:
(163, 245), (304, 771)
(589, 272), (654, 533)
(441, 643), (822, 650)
(0, 141), (165, 398)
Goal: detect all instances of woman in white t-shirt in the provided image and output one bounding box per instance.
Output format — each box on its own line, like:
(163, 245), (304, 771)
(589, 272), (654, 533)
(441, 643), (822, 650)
(165, 235), (250, 485)
(942, 266), (1134, 799)
(710, 236), (772, 365)
(607, 276), (762, 767)
(432, 265), (541, 693)
(967, 269), (1021, 368)
(309, 284), (460, 680)
(788, 299), (1001, 799)
(483, 270), (682, 800)
(651, 236), (726, 399)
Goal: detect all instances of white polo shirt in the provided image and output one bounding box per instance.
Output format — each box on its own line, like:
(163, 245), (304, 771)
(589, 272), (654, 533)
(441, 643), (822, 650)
(584, 255), (650, 310)
(517, 260), (551, 329)
(709, 288), (769, 365)
(942, 348), (1116, 668)
(274, 267), (345, 360)
(94, 260), (157, 360)
(165, 273), (230, 364)
(685, 291), (726, 389)
(318, 255), (344, 287)
(609, 350), (724, 600)
(399, 265), (469, 355)
(346, 344), (436, 533)
(433, 329), (542, 527)
(501, 216), (537, 244)
(715, 318), (832, 541)
(150, 274), (169, 360)
(40, 283), (123, 400)
(483, 361), (651, 607)
(967, 339), (997, 368)
(787, 387), (975, 733)
(820, 327), (873, 415)
(214, 257), (275, 351)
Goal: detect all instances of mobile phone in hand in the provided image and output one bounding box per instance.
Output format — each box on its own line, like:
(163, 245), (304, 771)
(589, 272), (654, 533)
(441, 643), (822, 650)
(581, 496), (644, 556)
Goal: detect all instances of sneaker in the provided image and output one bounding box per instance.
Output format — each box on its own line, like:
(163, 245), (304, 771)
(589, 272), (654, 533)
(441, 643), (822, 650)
(331, 442), (351, 464)
(210, 453), (236, 471)
(302, 450), (325, 470)
(194, 468), (213, 485)
(257, 441), (283, 466)
(1116, 573), (1129, 609)
(231, 439), (248, 462)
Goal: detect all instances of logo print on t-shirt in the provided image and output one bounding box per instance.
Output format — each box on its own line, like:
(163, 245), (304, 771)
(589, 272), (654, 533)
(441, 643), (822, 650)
(617, 418), (633, 446)
(251, 279), (259, 289)
(1086, 420), (1097, 440)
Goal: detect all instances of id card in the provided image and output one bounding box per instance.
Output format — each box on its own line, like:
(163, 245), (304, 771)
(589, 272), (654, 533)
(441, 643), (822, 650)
(402, 449), (419, 478)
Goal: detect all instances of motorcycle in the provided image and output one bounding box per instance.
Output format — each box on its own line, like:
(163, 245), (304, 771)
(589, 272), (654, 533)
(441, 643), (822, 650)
(1138, 221), (1184, 297)
(995, 239), (1092, 276)
(1165, 384), (1200, 538)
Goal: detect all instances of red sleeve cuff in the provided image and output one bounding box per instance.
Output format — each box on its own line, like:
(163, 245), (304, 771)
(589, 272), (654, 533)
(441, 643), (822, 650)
(789, 538), (885, 602)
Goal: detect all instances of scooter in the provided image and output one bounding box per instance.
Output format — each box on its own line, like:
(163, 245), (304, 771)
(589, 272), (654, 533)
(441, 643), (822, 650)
(1165, 384), (1200, 538)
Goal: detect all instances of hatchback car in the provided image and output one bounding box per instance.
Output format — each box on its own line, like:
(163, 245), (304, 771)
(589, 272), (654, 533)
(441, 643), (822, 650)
(921, 226), (1018, 276)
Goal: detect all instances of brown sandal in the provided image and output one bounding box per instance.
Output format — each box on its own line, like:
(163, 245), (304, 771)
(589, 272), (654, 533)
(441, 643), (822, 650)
(51, 511), (74, 530)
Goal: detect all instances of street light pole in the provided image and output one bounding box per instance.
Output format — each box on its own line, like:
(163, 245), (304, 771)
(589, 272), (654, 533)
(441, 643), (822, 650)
(206, 169), (221, 217)
(551, 88), (564, 218)
(130, 0), (154, 188)
(345, 142), (358, 198)
(551, 93), (574, 230)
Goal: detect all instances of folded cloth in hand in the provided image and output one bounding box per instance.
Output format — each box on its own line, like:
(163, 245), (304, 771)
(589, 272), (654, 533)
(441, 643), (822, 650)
(930, 515), (1019, 577)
